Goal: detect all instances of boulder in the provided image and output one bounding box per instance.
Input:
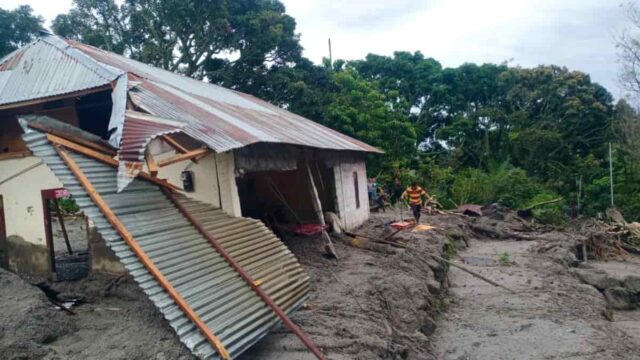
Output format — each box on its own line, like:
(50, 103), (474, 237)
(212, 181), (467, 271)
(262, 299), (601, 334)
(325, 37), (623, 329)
(573, 269), (621, 291)
(604, 287), (637, 310)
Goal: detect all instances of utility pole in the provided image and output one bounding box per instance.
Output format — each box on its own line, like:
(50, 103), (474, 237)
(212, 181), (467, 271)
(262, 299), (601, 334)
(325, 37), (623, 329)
(328, 38), (332, 67)
(609, 142), (614, 207)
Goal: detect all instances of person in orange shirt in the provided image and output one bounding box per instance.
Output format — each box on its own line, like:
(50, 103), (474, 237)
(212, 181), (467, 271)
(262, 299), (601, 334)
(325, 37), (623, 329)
(401, 181), (429, 223)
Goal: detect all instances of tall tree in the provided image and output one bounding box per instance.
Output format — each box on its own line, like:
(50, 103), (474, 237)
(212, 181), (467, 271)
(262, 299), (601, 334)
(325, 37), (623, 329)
(0, 5), (44, 58)
(617, 2), (640, 95)
(53, 0), (301, 81)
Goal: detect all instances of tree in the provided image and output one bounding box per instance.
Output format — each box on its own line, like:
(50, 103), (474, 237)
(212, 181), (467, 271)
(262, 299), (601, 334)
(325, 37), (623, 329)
(53, 0), (302, 80)
(617, 2), (640, 95)
(0, 5), (44, 58)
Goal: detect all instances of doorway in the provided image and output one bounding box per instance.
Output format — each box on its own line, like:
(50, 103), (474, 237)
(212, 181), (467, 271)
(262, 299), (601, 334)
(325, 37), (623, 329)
(41, 188), (89, 281)
(235, 161), (337, 231)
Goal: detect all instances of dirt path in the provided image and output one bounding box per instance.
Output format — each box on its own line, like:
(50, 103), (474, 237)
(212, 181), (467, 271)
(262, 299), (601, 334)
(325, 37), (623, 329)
(433, 238), (640, 360)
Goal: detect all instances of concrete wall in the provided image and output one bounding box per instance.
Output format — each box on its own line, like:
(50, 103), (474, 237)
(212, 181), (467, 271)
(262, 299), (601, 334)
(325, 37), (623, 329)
(332, 157), (369, 230)
(0, 156), (64, 277)
(155, 149), (241, 217)
(0, 157), (64, 246)
(87, 217), (126, 275)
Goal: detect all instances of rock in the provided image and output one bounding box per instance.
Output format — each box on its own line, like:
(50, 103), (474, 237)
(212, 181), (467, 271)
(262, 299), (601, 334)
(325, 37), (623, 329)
(425, 257), (446, 282)
(604, 287), (637, 310)
(419, 315), (437, 336)
(427, 279), (442, 296)
(573, 269), (621, 291)
(623, 276), (640, 293)
(563, 252), (579, 267)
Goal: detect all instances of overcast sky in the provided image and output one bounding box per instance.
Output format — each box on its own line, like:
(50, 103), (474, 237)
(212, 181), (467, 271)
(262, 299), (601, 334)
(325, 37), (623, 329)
(0, 0), (632, 98)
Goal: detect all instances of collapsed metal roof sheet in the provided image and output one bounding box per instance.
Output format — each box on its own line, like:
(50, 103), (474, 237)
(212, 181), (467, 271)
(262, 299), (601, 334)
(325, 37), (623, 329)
(0, 36), (121, 106)
(67, 38), (382, 154)
(23, 128), (310, 359)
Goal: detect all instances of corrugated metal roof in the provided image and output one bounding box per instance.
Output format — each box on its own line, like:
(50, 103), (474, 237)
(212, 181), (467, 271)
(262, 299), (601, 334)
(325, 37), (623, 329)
(0, 37), (121, 106)
(67, 39), (382, 154)
(2, 35), (379, 154)
(23, 128), (310, 360)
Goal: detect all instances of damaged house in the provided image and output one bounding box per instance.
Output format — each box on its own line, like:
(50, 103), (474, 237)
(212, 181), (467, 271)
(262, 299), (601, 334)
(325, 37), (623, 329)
(0, 34), (380, 359)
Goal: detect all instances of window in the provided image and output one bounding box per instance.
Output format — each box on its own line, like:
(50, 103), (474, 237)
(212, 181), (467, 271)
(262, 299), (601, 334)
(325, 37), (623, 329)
(353, 171), (360, 209)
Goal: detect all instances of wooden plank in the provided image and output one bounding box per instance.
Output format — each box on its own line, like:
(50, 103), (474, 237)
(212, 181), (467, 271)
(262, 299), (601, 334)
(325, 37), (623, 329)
(305, 161), (337, 258)
(161, 134), (189, 153)
(46, 134), (182, 191)
(54, 199), (73, 255)
(158, 148), (209, 168)
(161, 134), (198, 164)
(145, 149), (158, 177)
(28, 122), (116, 156)
(54, 145), (231, 360)
(0, 151), (32, 160)
(163, 189), (328, 360)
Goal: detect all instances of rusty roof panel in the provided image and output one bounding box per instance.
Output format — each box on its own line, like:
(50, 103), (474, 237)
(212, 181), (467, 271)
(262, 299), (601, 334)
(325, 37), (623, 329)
(68, 40), (381, 154)
(23, 128), (310, 359)
(119, 110), (184, 163)
(0, 37), (120, 106)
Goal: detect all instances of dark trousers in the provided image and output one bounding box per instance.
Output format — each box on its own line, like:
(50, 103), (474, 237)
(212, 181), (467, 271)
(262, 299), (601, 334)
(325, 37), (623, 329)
(410, 204), (422, 222)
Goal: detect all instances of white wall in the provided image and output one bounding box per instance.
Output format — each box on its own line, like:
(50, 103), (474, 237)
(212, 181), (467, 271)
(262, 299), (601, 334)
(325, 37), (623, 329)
(332, 157), (369, 230)
(154, 148), (241, 217)
(0, 156), (64, 246)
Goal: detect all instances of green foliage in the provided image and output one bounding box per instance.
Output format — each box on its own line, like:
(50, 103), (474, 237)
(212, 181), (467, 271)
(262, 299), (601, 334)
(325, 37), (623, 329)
(0, 5), (43, 57)
(59, 198), (80, 214)
(43, 1), (639, 223)
(498, 252), (511, 266)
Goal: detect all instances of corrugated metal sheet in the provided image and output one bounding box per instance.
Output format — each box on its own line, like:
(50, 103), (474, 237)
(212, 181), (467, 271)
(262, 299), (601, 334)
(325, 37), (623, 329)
(119, 110), (184, 163)
(23, 128), (309, 360)
(0, 37), (120, 106)
(117, 110), (185, 191)
(176, 196), (310, 313)
(68, 39), (382, 154)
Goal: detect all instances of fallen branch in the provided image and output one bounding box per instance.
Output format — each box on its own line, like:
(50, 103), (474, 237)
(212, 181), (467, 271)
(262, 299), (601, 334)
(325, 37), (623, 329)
(334, 235), (396, 254)
(468, 224), (534, 241)
(427, 253), (517, 294)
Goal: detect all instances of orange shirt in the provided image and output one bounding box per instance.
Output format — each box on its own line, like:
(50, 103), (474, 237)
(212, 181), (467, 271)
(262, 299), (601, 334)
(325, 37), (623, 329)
(402, 186), (427, 205)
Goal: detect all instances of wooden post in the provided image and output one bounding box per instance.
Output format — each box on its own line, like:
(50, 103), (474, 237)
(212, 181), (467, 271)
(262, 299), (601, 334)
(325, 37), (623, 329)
(54, 199), (73, 255)
(53, 145), (231, 360)
(305, 160), (337, 258)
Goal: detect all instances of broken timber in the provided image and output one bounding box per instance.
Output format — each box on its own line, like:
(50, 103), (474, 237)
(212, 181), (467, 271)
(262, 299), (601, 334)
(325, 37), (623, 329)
(305, 161), (338, 258)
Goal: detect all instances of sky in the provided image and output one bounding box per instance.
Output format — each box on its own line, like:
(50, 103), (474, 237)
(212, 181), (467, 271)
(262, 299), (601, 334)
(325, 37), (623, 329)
(0, 0), (632, 98)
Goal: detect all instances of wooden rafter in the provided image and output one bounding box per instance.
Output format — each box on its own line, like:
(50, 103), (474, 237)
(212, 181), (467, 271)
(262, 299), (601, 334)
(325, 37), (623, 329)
(161, 134), (189, 153)
(161, 134), (199, 164)
(158, 147), (209, 168)
(46, 133), (181, 191)
(28, 122), (116, 156)
(145, 149), (158, 177)
(53, 145), (230, 359)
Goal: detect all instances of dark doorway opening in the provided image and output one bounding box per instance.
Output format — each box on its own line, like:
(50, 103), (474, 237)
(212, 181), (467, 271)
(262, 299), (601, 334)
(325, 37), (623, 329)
(235, 161), (337, 230)
(41, 188), (89, 281)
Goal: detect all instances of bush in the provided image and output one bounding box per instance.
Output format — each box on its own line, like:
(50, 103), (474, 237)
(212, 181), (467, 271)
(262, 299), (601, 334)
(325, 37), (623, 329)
(57, 197), (80, 214)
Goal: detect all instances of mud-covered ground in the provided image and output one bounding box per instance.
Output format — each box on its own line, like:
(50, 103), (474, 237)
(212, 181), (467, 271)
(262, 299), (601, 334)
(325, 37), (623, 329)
(433, 217), (640, 359)
(4, 208), (640, 360)
(0, 210), (456, 360)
